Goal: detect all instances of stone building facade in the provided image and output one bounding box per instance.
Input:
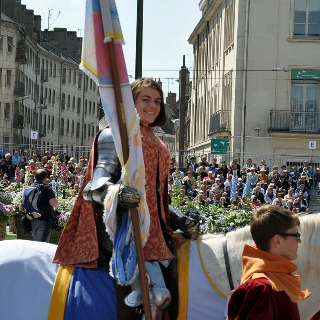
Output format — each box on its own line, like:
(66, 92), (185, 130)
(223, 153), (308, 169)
(187, 0), (320, 168)
(0, 1), (100, 158)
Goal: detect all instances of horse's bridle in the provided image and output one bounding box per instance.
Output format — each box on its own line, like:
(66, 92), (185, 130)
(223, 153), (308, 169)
(222, 237), (234, 291)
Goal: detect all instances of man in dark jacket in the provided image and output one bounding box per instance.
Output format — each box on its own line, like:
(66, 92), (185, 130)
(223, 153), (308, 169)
(20, 169), (58, 242)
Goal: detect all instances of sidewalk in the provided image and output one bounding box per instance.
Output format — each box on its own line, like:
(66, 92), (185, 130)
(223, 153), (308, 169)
(6, 225), (16, 237)
(308, 189), (320, 214)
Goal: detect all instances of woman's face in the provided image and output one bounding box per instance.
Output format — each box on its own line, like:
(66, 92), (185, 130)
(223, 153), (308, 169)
(135, 87), (161, 126)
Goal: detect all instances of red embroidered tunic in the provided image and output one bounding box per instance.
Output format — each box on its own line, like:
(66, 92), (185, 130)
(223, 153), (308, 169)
(140, 125), (175, 261)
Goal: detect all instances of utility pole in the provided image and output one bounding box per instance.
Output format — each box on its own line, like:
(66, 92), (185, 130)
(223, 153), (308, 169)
(135, 0), (143, 79)
(178, 55), (188, 169)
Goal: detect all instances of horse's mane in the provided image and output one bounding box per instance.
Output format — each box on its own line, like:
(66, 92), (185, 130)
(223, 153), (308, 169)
(198, 225), (253, 295)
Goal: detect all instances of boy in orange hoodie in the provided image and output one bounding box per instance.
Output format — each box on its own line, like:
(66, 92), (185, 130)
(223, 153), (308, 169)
(227, 205), (310, 320)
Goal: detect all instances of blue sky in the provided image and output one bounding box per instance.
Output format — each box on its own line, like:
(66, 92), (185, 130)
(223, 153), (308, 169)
(22, 0), (202, 96)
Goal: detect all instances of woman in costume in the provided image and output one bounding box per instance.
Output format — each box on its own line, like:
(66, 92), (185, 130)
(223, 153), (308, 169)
(50, 78), (198, 320)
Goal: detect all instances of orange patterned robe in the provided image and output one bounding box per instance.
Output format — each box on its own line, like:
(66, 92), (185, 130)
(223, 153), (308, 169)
(140, 125), (175, 261)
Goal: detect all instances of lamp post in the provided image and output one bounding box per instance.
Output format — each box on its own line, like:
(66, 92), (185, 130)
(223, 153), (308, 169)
(135, 0), (143, 79)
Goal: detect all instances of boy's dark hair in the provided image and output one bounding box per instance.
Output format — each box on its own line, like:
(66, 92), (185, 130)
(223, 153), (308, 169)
(131, 78), (166, 127)
(34, 169), (47, 182)
(250, 205), (300, 252)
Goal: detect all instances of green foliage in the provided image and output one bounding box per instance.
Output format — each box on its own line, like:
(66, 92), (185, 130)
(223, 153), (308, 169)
(171, 189), (253, 234)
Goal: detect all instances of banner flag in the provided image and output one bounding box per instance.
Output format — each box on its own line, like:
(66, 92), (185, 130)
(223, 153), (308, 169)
(80, 0), (149, 285)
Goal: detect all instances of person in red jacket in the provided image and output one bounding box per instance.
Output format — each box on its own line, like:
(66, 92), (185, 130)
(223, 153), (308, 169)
(227, 205), (310, 320)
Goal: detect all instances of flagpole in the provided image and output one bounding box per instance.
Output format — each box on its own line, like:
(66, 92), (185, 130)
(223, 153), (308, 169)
(107, 39), (152, 320)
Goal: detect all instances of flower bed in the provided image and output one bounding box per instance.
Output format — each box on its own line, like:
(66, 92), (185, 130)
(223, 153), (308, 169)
(171, 191), (253, 234)
(1, 179), (255, 242)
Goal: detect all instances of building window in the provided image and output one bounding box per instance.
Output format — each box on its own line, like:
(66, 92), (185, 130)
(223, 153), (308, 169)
(294, 0), (320, 37)
(61, 93), (65, 110)
(77, 98), (81, 115)
(85, 76), (88, 91)
(71, 120), (74, 135)
(61, 118), (64, 135)
(0, 68), (2, 86)
(76, 122), (80, 136)
(291, 79), (318, 132)
(67, 94), (71, 109)
(72, 96), (75, 110)
(67, 119), (70, 134)
(0, 36), (3, 51)
(52, 116), (55, 131)
(6, 70), (12, 86)
(7, 36), (13, 53)
(224, 0), (235, 52)
(4, 103), (10, 119)
(60, 118), (64, 136)
(62, 67), (66, 84)
(78, 73), (82, 90)
(222, 70), (233, 110)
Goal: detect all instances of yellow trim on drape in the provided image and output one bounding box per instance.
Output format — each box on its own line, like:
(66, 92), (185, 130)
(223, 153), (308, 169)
(197, 240), (227, 300)
(177, 241), (191, 320)
(48, 265), (74, 320)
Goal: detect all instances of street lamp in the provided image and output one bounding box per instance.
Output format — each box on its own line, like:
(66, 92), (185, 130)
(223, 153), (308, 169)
(19, 95), (29, 101)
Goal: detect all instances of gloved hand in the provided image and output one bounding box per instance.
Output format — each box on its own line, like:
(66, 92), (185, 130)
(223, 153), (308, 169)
(118, 184), (140, 208)
(181, 220), (200, 240)
(169, 205), (200, 240)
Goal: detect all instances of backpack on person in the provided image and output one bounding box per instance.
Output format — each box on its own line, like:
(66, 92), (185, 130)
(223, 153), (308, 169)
(22, 184), (45, 219)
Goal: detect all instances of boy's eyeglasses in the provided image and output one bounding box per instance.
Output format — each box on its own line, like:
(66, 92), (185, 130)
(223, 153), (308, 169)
(279, 233), (301, 240)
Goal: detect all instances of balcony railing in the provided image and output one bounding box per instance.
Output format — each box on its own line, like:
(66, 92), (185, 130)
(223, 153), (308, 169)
(269, 110), (320, 133)
(209, 110), (231, 134)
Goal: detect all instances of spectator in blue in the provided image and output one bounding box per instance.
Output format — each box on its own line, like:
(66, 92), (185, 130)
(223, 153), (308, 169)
(265, 184), (276, 204)
(12, 150), (21, 169)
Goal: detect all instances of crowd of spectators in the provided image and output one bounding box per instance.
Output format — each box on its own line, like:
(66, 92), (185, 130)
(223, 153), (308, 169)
(0, 150), (87, 194)
(168, 156), (319, 214)
(1, 151), (318, 215)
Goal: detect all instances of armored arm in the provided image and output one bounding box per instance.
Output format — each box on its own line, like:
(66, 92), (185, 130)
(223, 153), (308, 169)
(83, 128), (122, 204)
(169, 205), (200, 240)
(83, 128), (140, 208)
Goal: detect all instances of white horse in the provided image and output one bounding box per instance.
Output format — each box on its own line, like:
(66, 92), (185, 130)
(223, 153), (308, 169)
(0, 214), (319, 320)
